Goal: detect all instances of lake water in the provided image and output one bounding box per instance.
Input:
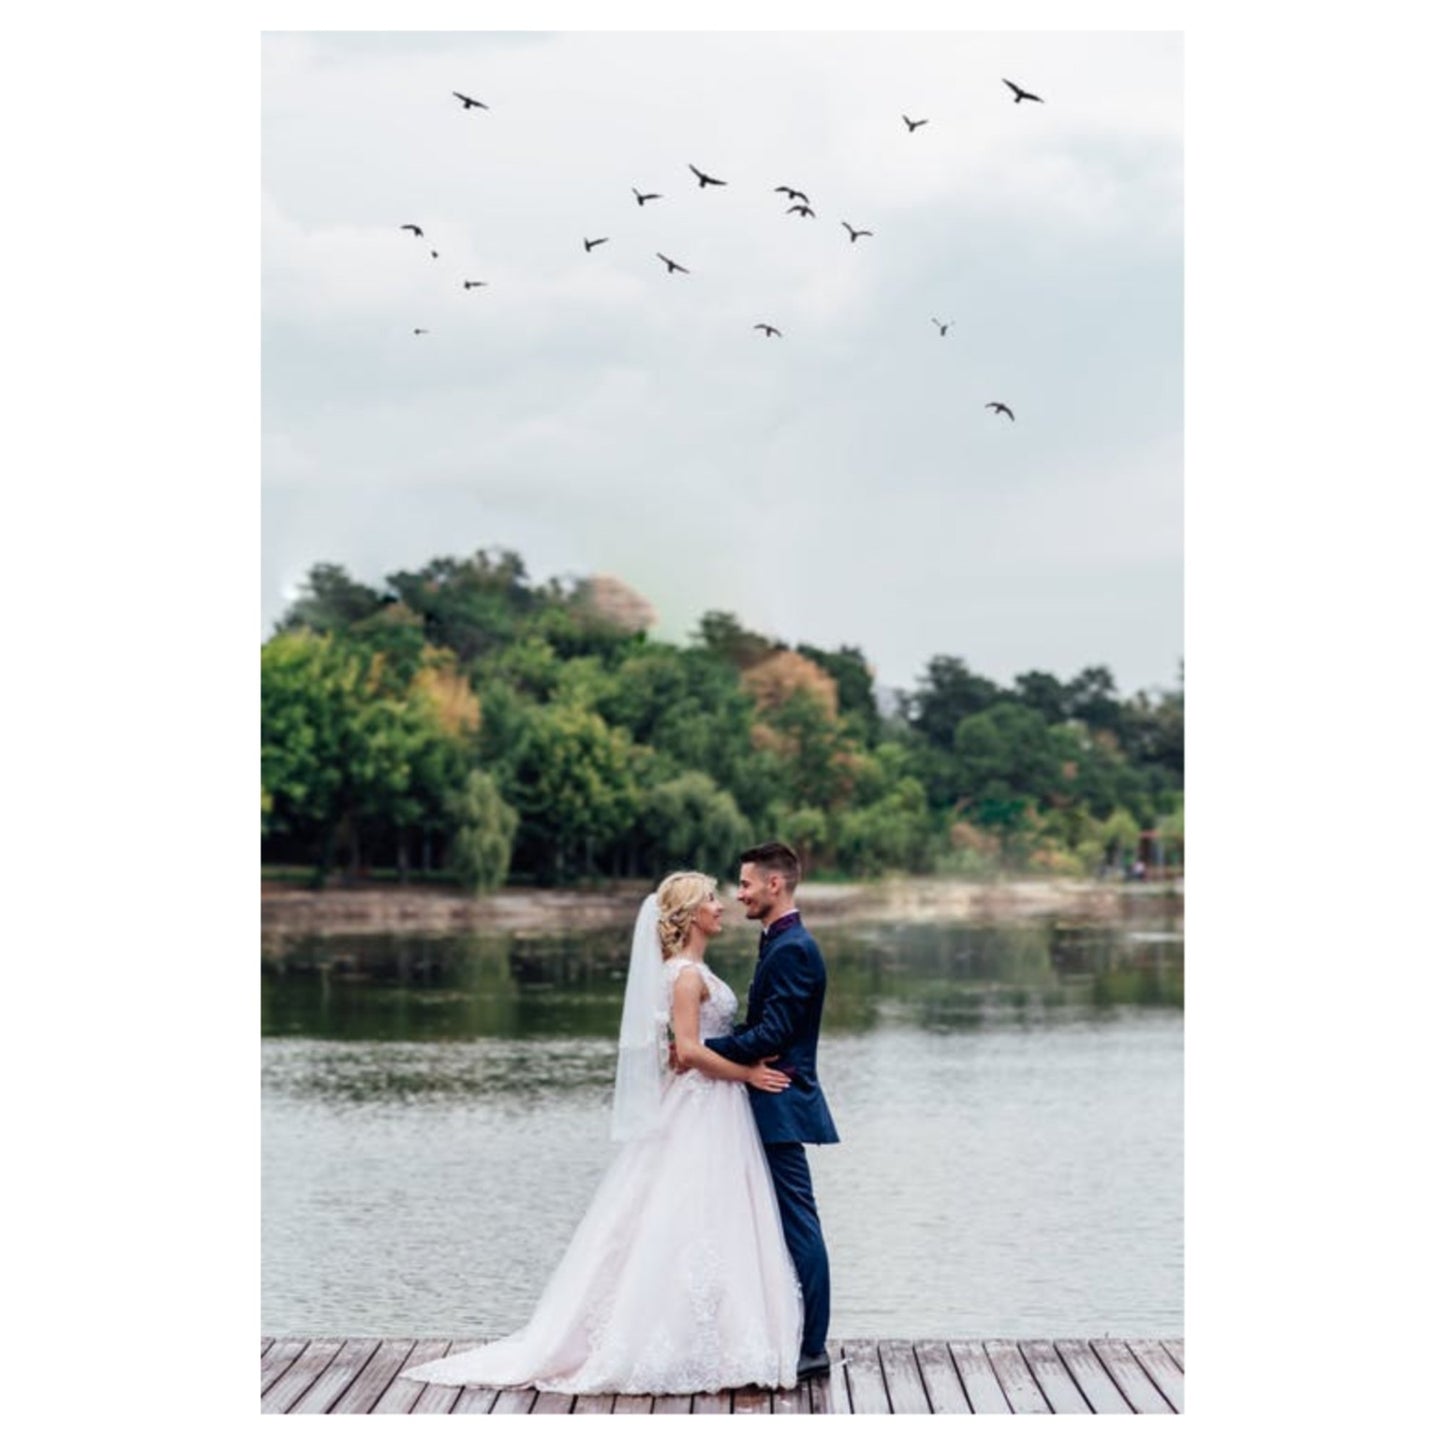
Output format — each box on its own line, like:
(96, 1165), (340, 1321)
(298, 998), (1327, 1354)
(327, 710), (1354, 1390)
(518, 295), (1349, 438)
(262, 907), (1182, 1340)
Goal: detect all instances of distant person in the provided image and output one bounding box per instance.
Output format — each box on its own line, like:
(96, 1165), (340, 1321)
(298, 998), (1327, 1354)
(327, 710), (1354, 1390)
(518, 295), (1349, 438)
(1131, 858), (1148, 882)
(400, 861), (821, 1396)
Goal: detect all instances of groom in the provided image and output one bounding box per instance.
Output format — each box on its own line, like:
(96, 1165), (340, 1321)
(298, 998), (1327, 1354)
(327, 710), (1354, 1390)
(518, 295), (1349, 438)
(704, 841), (839, 1383)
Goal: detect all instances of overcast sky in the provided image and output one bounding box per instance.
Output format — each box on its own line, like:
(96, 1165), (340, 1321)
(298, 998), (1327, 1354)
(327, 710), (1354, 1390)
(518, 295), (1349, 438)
(262, 29), (1181, 698)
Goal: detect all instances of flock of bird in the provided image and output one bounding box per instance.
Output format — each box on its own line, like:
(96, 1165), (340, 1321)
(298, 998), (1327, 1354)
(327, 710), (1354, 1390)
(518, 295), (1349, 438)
(399, 77), (1051, 424)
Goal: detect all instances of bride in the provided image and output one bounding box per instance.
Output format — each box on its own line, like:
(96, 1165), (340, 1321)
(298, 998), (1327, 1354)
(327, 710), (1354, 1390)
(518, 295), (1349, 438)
(400, 871), (804, 1395)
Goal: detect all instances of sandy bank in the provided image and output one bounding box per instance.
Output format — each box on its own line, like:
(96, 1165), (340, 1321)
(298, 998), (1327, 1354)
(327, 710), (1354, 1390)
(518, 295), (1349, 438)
(262, 875), (1181, 942)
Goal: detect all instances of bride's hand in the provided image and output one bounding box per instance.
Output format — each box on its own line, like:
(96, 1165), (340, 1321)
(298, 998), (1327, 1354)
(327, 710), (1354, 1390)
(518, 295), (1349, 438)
(746, 1057), (792, 1093)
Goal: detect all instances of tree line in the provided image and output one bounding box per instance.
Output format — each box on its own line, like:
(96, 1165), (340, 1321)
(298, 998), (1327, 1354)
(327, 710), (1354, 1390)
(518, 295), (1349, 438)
(261, 548), (1183, 888)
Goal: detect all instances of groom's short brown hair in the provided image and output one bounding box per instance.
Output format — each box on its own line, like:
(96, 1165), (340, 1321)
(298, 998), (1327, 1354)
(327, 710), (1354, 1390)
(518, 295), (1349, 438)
(739, 841), (801, 892)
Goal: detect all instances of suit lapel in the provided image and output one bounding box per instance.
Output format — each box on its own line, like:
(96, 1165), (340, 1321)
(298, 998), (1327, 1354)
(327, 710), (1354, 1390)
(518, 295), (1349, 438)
(749, 935), (782, 1023)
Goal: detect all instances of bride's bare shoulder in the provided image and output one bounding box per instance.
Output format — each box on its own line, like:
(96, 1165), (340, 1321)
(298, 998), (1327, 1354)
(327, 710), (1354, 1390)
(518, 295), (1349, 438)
(666, 958), (710, 1000)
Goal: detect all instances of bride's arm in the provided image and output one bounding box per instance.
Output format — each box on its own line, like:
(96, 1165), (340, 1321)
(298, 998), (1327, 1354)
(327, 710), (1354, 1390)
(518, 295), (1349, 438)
(671, 968), (791, 1091)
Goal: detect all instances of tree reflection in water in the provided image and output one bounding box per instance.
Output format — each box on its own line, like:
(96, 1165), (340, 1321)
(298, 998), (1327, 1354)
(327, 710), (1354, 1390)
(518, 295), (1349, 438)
(262, 916), (1182, 1048)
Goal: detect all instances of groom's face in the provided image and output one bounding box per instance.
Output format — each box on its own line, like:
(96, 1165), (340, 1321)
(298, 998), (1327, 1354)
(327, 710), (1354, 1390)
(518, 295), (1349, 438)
(737, 863), (778, 920)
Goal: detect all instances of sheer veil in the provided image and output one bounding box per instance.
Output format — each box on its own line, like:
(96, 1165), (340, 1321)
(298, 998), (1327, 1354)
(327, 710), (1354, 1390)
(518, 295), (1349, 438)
(611, 892), (669, 1142)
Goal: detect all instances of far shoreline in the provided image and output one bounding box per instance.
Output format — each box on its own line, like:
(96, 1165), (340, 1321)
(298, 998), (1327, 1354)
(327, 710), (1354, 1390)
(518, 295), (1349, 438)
(262, 874), (1183, 943)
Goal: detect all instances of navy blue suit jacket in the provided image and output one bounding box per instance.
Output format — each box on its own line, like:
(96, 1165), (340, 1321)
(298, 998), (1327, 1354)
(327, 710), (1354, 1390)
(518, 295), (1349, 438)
(706, 919), (840, 1146)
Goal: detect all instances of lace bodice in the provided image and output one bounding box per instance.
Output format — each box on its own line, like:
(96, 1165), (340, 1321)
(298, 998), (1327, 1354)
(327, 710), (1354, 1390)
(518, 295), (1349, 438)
(666, 958), (737, 1038)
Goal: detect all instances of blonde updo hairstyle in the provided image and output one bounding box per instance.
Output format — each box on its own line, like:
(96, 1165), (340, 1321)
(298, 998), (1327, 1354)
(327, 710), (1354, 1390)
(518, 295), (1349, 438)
(655, 871), (717, 959)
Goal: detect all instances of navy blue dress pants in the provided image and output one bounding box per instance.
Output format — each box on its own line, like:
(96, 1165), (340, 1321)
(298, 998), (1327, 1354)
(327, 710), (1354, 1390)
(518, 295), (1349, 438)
(764, 1141), (830, 1357)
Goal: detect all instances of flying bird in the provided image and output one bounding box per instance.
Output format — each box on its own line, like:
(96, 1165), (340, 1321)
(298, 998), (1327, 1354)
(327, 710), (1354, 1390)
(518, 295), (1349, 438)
(986, 401), (1016, 420)
(754, 323), (782, 338)
(400, 224), (423, 237)
(787, 203), (816, 218)
(903, 114), (929, 131)
(841, 221), (873, 243)
(1003, 78), (1044, 104)
(429, 250), (439, 259)
(688, 163), (727, 188)
(656, 252), (690, 274)
(463, 280), (488, 289)
(931, 317), (951, 336)
(775, 186), (809, 203)
(452, 91), (489, 110)
(412, 328), (428, 335)
(583, 237), (609, 252)
(632, 188), (662, 206)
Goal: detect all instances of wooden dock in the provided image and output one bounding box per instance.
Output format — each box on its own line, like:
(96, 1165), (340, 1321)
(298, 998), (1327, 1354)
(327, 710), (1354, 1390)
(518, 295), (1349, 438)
(261, 1337), (1183, 1414)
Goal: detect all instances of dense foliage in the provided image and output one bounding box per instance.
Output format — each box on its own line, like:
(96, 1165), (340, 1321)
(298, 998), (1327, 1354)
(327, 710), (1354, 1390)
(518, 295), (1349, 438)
(262, 549), (1183, 888)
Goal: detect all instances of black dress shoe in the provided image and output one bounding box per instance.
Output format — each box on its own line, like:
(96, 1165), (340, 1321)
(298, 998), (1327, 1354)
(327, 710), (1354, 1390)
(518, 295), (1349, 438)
(797, 1351), (832, 1381)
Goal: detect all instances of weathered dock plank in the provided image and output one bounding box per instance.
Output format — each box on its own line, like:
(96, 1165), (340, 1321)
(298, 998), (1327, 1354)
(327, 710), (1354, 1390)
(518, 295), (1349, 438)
(491, 1385), (540, 1413)
(411, 1339), (483, 1414)
(807, 1344), (850, 1414)
(985, 1340), (1052, 1414)
(772, 1379), (808, 1414)
(371, 1339), (449, 1414)
(948, 1340), (1011, 1413)
(1091, 1338), (1175, 1414)
(261, 1337), (307, 1394)
(733, 1382), (771, 1414)
(452, 1385), (501, 1415)
(570, 1393), (614, 1414)
(330, 1339), (419, 1415)
(1053, 1339), (1131, 1413)
(407, 1381), (459, 1413)
(913, 1340), (971, 1413)
(878, 1342), (932, 1414)
(1127, 1339), (1184, 1413)
(262, 1338), (343, 1414)
(290, 1338), (382, 1414)
(259, 1337), (1182, 1414)
(1019, 1340), (1091, 1414)
(843, 1339), (891, 1413)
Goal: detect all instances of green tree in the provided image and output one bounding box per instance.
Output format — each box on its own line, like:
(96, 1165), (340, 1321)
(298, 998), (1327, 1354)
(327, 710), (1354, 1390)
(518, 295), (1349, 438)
(385, 548), (537, 663)
(636, 772), (751, 879)
(953, 703), (1061, 806)
(261, 630), (474, 880)
(777, 806), (830, 876)
(508, 702), (645, 880)
(835, 777), (933, 876)
(1117, 679), (1184, 781)
(490, 634), (564, 702)
(261, 629), (351, 854)
(265, 541), (1183, 887)
(1063, 804), (1141, 875)
(1010, 669), (1069, 724)
(798, 643), (882, 745)
(907, 655), (1003, 749)
(276, 562), (387, 635)
(349, 601), (431, 682)
(447, 769), (519, 892)
(695, 610), (779, 670)
(1064, 665), (1123, 735)
(598, 644), (772, 823)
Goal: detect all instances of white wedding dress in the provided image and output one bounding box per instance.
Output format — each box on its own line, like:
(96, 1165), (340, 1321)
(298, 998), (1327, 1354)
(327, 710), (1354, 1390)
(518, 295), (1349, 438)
(401, 959), (803, 1395)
